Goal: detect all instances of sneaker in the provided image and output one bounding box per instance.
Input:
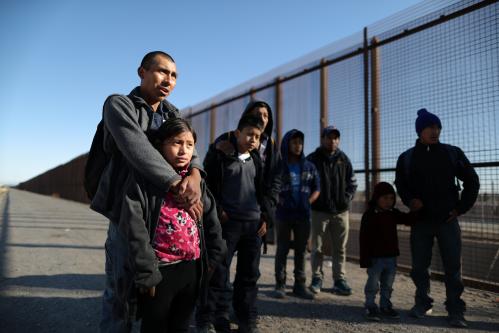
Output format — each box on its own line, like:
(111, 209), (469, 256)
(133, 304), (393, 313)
(380, 307), (400, 319)
(447, 313), (467, 328)
(365, 307), (381, 322)
(196, 322), (216, 333)
(273, 284), (286, 299)
(409, 304), (433, 318)
(293, 284), (315, 300)
(309, 277), (322, 294)
(332, 279), (352, 296)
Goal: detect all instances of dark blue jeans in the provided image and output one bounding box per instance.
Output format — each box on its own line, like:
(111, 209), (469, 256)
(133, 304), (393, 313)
(274, 218), (310, 286)
(364, 257), (396, 309)
(410, 220), (465, 314)
(196, 219), (262, 326)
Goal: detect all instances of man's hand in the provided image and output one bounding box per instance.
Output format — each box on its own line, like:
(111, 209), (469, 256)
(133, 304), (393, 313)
(171, 169), (203, 221)
(175, 170), (202, 205)
(257, 221), (267, 237)
(186, 200), (203, 222)
(446, 209), (459, 223)
(409, 198), (423, 212)
(139, 286), (156, 297)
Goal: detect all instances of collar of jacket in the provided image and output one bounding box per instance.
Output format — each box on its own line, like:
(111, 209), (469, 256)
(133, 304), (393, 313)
(128, 86), (179, 115)
(415, 139), (441, 152)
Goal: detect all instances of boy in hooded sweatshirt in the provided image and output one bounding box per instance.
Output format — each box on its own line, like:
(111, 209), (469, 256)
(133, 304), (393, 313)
(359, 182), (417, 321)
(273, 129), (320, 300)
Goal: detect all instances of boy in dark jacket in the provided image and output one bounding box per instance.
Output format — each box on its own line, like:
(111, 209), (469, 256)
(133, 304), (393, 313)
(197, 114), (268, 333)
(211, 100), (281, 252)
(307, 126), (357, 296)
(359, 182), (416, 321)
(395, 109), (479, 328)
(274, 129), (320, 300)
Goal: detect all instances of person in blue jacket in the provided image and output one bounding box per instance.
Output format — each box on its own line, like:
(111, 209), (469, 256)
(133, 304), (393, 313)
(273, 129), (320, 300)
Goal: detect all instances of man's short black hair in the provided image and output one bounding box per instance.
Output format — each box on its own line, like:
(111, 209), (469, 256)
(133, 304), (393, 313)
(237, 114), (264, 132)
(140, 51), (175, 70)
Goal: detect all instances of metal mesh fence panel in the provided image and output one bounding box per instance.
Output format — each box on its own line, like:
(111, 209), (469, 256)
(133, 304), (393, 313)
(190, 111), (211, 161)
(281, 71), (321, 156)
(214, 96), (251, 137)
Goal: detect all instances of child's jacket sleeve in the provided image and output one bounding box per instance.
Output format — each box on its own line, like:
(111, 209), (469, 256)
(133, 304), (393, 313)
(119, 173), (162, 289)
(201, 185), (227, 269)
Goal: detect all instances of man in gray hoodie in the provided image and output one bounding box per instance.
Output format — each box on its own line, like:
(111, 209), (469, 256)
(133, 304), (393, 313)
(96, 51), (204, 332)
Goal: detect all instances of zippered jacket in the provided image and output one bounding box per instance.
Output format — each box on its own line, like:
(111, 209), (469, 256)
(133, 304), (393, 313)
(307, 147), (357, 214)
(276, 129), (320, 221)
(109, 166), (226, 324)
(91, 87), (203, 220)
(395, 140), (479, 223)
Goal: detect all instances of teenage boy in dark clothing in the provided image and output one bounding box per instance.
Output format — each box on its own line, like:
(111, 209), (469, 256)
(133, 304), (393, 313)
(212, 100), (281, 251)
(197, 114), (268, 333)
(274, 129), (320, 300)
(395, 109), (479, 328)
(359, 182), (417, 321)
(307, 126), (357, 296)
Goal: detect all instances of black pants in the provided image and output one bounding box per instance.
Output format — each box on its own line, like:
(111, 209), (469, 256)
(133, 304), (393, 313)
(274, 218), (310, 286)
(197, 220), (262, 327)
(139, 260), (199, 333)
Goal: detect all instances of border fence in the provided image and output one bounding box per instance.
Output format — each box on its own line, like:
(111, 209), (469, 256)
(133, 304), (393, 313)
(17, 0), (499, 291)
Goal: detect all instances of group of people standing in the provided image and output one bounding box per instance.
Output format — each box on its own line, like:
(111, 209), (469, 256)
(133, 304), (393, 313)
(92, 51), (480, 333)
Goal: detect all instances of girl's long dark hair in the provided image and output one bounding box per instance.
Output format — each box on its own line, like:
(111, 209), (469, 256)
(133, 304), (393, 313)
(149, 118), (197, 149)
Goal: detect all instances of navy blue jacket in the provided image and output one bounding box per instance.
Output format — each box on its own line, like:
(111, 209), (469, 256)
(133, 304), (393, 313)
(276, 130), (320, 221)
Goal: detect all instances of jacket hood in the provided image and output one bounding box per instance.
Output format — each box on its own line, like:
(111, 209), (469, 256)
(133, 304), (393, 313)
(242, 100), (274, 137)
(369, 181), (396, 208)
(281, 129), (305, 164)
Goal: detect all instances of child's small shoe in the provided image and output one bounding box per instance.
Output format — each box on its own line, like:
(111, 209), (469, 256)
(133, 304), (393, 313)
(365, 307), (381, 322)
(380, 307), (400, 319)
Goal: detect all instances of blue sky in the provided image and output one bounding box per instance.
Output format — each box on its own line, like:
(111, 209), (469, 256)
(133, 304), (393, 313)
(0, 0), (422, 185)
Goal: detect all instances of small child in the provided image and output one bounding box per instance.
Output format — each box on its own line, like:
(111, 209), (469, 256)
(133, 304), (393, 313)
(359, 182), (416, 321)
(118, 118), (226, 332)
(274, 129), (320, 299)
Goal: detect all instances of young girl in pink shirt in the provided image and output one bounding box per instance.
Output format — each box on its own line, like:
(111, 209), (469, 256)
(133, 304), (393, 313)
(118, 118), (225, 332)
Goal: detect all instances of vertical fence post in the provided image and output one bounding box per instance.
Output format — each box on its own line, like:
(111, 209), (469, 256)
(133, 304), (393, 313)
(210, 103), (217, 144)
(250, 87), (256, 101)
(320, 58), (329, 136)
(371, 37), (381, 187)
(363, 27), (371, 205)
(275, 77), (283, 147)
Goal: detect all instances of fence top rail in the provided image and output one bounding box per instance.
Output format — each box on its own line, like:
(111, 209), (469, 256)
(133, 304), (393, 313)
(183, 0), (495, 118)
